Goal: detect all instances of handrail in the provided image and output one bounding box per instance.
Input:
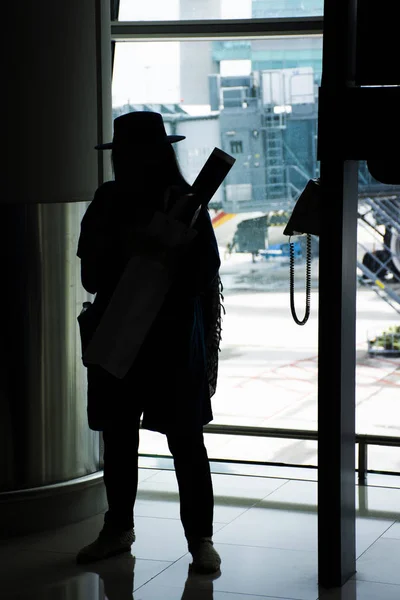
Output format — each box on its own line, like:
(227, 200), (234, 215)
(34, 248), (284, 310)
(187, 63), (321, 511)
(140, 422), (400, 485)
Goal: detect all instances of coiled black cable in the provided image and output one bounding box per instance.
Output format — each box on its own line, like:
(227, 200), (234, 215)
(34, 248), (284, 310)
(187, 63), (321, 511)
(289, 234), (311, 325)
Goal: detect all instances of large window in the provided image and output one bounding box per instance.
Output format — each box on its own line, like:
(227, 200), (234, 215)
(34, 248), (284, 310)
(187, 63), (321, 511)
(112, 1), (400, 476)
(356, 187), (400, 473)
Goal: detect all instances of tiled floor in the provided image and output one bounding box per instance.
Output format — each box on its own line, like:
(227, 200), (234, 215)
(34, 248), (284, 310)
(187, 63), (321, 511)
(1, 468), (400, 599)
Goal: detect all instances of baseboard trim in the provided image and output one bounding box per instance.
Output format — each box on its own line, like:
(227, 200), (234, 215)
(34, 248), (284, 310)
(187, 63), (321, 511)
(0, 471), (107, 538)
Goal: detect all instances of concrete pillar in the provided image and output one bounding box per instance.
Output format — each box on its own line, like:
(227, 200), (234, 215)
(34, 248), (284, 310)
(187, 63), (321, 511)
(1, 0), (112, 536)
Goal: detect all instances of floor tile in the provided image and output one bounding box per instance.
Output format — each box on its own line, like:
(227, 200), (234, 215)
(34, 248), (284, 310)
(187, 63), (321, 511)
(266, 478), (400, 518)
(209, 462), (318, 482)
(144, 469), (289, 502)
(212, 480), (317, 552)
(135, 482), (181, 519)
(139, 456), (174, 470)
(357, 485), (400, 519)
(382, 521), (400, 539)
(138, 457), (319, 483)
(213, 506), (317, 552)
(133, 516), (191, 561)
(210, 472), (289, 501)
(213, 481), (395, 557)
(353, 538), (400, 585)
(0, 549), (173, 599)
(365, 474), (400, 489)
(355, 517), (397, 557)
(0, 548), (91, 596)
(135, 579), (297, 600)
(134, 487), (225, 537)
(318, 579), (400, 600)
(138, 543), (319, 600)
(81, 554), (174, 596)
(259, 479), (317, 508)
(136, 480), (248, 524)
(137, 471), (289, 524)
(138, 467), (162, 483)
(267, 480), (399, 550)
(0, 513), (106, 554)
(137, 469), (185, 484)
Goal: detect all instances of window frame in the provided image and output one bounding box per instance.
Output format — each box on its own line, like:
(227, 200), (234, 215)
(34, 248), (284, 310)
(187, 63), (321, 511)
(109, 9), (400, 480)
(111, 17), (323, 41)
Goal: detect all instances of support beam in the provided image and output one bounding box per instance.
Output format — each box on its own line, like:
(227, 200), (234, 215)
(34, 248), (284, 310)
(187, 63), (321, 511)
(317, 0), (358, 588)
(317, 159), (358, 587)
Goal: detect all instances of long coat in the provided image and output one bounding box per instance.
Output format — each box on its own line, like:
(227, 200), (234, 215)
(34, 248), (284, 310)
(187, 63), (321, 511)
(77, 181), (221, 434)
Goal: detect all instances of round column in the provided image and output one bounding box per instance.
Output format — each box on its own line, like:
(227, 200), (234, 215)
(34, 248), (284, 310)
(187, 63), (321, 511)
(1, 0), (112, 536)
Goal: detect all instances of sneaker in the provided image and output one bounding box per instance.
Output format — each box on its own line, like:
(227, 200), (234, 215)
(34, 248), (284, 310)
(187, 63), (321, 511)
(188, 537), (221, 574)
(76, 524), (135, 565)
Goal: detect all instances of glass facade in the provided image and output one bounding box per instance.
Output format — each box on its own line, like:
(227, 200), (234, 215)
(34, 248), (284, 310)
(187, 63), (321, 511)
(112, 38), (320, 466)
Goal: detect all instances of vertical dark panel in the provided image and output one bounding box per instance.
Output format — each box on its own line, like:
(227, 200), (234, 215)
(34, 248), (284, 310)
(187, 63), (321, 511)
(110, 0), (120, 74)
(317, 160), (358, 587)
(110, 0), (120, 21)
(317, 0), (358, 588)
(356, 1), (399, 86)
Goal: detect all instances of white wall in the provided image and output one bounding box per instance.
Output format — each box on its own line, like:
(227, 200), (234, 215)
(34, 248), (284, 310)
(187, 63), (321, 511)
(174, 116), (225, 205)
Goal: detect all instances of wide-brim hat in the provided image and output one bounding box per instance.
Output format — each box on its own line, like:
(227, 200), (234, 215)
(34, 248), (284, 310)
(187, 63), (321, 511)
(95, 110), (185, 150)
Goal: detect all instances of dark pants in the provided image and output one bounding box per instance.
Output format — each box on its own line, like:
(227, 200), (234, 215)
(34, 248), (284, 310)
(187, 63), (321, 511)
(102, 418), (214, 541)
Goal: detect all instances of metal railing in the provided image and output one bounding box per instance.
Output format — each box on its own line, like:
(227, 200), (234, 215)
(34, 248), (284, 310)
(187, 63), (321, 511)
(139, 423), (400, 485)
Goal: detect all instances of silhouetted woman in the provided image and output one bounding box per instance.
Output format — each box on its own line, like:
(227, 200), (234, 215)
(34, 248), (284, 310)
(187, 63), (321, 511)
(76, 111), (222, 574)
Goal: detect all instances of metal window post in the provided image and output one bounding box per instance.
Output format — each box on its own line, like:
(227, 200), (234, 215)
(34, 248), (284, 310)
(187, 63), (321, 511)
(317, 0), (358, 589)
(358, 440), (368, 486)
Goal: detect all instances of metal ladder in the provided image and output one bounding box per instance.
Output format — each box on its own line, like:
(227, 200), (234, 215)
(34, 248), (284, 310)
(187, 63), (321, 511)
(263, 110), (287, 200)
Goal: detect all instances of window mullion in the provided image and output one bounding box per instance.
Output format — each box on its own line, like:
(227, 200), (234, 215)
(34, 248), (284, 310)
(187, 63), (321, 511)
(111, 17), (323, 41)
